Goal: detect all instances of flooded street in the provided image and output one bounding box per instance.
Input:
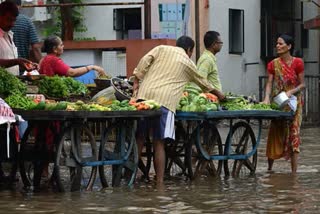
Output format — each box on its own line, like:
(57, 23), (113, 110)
(0, 126), (320, 213)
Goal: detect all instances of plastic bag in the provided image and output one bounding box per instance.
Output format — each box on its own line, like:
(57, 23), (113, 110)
(288, 95), (297, 112)
(91, 86), (116, 105)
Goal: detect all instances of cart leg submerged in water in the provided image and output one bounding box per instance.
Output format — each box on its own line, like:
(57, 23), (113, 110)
(98, 120), (138, 188)
(54, 121), (98, 192)
(175, 110), (293, 179)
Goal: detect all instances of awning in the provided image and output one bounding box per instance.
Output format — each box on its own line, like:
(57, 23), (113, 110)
(304, 15), (320, 29)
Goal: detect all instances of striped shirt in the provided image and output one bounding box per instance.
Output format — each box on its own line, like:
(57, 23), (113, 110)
(133, 45), (214, 112)
(197, 49), (222, 91)
(11, 14), (40, 59)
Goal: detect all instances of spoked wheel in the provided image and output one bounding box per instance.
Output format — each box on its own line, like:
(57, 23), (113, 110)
(99, 121), (138, 188)
(189, 122), (223, 179)
(165, 122), (189, 177)
(19, 124), (55, 189)
(224, 121), (257, 177)
(54, 124), (97, 192)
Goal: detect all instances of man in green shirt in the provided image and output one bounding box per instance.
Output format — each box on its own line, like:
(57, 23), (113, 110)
(197, 31), (223, 91)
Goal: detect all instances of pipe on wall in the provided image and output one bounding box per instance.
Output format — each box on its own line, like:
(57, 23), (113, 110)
(195, 0), (200, 61)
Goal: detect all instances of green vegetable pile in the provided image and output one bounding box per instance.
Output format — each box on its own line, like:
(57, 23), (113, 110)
(177, 93), (218, 112)
(63, 76), (89, 95)
(220, 93), (278, 111)
(220, 96), (252, 110)
(0, 67), (26, 98)
(5, 94), (35, 110)
(38, 76), (88, 98)
(108, 100), (136, 111)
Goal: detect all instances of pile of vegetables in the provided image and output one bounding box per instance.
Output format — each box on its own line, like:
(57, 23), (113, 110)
(176, 87), (278, 112)
(0, 67), (26, 98)
(220, 93), (278, 110)
(38, 76), (88, 98)
(129, 100), (161, 110)
(65, 100), (111, 111)
(113, 79), (133, 98)
(177, 90), (218, 112)
(5, 93), (35, 110)
(107, 100), (136, 111)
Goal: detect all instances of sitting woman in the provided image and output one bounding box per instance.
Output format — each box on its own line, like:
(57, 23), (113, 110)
(39, 35), (106, 77)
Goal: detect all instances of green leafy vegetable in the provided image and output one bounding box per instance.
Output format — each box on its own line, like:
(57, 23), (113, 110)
(0, 67), (26, 98)
(38, 75), (88, 98)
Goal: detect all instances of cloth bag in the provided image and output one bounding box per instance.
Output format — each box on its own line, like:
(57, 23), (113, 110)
(0, 98), (16, 158)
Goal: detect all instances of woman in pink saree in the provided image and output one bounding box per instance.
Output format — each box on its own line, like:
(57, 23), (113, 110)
(263, 34), (305, 173)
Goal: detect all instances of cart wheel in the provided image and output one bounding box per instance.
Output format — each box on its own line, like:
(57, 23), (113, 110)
(19, 125), (55, 190)
(54, 125), (97, 192)
(165, 122), (188, 177)
(99, 121), (138, 187)
(188, 122), (223, 179)
(223, 121), (257, 177)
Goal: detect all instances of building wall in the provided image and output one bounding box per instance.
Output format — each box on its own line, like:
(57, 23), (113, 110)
(26, 0), (319, 84)
(64, 0), (144, 76)
(75, 0), (144, 40)
(208, 0), (263, 97)
(303, 3), (320, 76)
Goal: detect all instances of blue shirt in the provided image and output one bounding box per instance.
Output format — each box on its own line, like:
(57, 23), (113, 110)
(11, 14), (40, 59)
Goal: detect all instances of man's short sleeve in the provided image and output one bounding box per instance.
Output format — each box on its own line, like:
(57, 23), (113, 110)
(27, 19), (40, 44)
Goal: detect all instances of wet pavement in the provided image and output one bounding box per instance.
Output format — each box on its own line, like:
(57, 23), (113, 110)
(0, 126), (319, 213)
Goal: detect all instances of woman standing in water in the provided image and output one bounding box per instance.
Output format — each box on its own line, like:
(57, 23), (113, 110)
(263, 34), (305, 173)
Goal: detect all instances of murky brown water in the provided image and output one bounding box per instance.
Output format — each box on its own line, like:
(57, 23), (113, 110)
(0, 126), (319, 213)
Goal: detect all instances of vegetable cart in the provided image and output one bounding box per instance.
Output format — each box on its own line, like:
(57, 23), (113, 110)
(13, 109), (161, 192)
(164, 110), (293, 178)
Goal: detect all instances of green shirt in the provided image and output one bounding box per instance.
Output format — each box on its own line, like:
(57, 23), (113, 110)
(196, 49), (222, 91)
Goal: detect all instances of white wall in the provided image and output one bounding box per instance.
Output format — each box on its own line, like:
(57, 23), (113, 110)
(209, 0), (263, 97)
(75, 0), (144, 40)
(67, 0), (144, 75)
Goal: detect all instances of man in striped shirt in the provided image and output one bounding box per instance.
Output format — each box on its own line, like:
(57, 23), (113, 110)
(11, 0), (42, 72)
(133, 36), (225, 185)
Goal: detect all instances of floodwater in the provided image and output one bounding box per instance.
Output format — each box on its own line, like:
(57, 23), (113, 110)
(0, 126), (320, 213)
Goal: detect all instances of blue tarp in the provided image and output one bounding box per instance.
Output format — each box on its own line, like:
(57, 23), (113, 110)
(71, 65), (96, 84)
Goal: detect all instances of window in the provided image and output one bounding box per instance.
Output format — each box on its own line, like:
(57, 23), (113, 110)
(229, 9), (244, 54)
(260, 0), (305, 61)
(113, 8), (142, 40)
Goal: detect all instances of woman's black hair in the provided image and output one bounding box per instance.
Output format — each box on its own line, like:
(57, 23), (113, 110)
(42, 36), (61, 53)
(176, 36), (195, 52)
(279, 34), (294, 55)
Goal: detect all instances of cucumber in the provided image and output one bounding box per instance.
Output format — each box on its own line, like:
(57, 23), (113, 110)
(55, 101), (68, 110)
(34, 101), (46, 110)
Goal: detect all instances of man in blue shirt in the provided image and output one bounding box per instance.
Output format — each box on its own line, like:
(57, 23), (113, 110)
(11, 0), (41, 71)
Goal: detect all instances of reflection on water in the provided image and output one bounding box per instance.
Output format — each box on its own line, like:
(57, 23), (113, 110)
(0, 127), (320, 213)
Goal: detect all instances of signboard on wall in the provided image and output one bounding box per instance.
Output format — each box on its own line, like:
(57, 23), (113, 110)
(152, 3), (186, 39)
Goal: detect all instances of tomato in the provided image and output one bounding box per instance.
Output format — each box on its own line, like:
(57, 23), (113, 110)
(24, 63), (34, 71)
